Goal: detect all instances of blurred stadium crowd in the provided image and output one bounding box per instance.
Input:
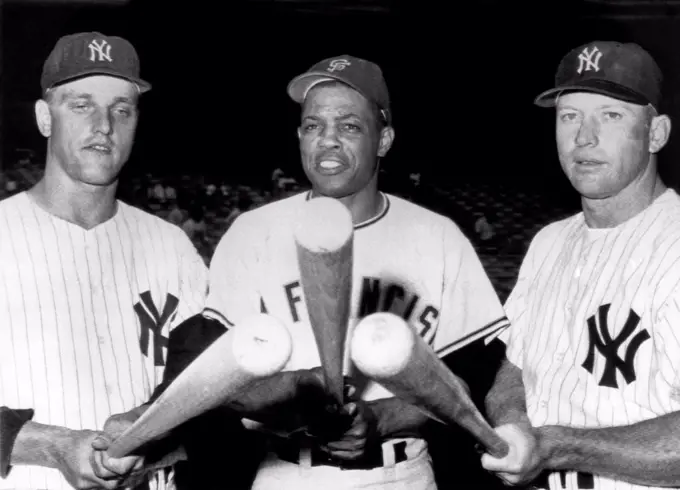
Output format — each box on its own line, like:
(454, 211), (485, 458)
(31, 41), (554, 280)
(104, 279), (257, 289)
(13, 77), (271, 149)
(0, 152), (578, 302)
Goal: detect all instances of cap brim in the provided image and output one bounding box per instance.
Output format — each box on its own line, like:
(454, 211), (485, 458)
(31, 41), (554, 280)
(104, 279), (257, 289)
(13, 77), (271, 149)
(534, 79), (648, 107)
(287, 71), (363, 104)
(48, 68), (151, 94)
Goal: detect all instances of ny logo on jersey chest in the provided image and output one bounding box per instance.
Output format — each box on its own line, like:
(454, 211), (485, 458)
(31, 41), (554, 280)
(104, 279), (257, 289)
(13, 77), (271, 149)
(134, 291), (178, 366)
(581, 303), (650, 389)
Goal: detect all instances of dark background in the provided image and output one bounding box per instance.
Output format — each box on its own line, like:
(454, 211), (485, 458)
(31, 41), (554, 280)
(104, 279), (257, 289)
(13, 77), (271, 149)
(4, 0), (680, 201)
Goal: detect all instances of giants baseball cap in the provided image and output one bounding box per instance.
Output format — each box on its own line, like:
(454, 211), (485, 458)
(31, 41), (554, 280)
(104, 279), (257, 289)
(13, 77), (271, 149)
(534, 41), (662, 108)
(41, 32), (151, 94)
(287, 55), (391, 125)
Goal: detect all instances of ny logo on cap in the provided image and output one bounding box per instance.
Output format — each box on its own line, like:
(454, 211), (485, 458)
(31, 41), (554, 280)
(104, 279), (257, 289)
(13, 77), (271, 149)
(88, 39), (113, 63)
(327, 59), (351, 73)
(577, 46), (602, 74)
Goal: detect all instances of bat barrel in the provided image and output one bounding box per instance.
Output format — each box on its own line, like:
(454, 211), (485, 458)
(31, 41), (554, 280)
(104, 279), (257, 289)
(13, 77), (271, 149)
(294, 197), (354, 406)
(106, 314), (292, 458)
(351, 312), (509, 459)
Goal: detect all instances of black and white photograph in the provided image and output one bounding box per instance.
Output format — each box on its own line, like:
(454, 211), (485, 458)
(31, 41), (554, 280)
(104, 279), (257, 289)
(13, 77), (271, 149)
(2, 1), (680, 489)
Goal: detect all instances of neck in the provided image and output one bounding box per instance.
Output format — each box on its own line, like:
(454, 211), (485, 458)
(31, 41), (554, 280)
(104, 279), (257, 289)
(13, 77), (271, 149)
(582, 164), (666, 229)
(313, 176), (383, 226)
(28, 164), (119, 230)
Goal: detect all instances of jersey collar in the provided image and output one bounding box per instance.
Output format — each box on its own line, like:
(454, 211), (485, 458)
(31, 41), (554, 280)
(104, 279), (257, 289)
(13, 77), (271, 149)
(304, 191), (390, 230)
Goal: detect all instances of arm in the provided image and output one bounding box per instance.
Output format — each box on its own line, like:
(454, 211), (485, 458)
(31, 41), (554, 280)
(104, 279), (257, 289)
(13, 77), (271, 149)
(484, 357), (531, 428)
(11, 420), (137, 490)
(535, 415), (680, 487)
(368, 397), (429, 439)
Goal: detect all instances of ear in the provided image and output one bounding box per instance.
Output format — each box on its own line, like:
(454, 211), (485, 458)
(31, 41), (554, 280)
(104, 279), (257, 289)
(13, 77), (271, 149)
(35, 99), (52, 138)
(649, 114), (671, 154)
(297, 127), (303, 141)
(377, 126), (395, 158)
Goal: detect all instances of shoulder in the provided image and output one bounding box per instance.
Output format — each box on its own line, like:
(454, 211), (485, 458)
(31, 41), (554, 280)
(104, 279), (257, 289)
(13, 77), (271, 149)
(0, 192), (29, 216)
(116, 200), (197, 251)
(528, 212), (581, 247)
(223, 192), (308, 235)
(385, 193), (464, 232)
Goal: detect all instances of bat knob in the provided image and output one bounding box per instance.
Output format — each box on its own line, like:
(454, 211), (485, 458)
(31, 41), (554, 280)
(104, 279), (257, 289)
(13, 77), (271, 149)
(350, 312), (415, 379)
(232, 313), (293, 377)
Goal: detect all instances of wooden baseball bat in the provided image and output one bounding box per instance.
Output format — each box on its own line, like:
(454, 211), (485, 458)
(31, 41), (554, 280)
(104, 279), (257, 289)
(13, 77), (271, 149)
(293, 197), (354, 407)
(106, 313), (293, 458)
(350, 312), (509, 459)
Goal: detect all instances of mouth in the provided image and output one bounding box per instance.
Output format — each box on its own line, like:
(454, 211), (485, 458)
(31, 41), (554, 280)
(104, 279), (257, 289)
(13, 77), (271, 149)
(84, 143), (113, 155)
(314, 158), (348, 176)
(575, 158), (606, 167)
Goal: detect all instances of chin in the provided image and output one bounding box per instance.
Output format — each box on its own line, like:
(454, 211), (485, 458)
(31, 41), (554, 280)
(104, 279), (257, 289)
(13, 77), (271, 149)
(308, 176), (353, 199)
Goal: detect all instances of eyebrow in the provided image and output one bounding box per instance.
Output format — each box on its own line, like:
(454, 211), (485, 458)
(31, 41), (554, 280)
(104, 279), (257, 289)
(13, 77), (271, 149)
(302, 113), (363, 122)
(59, 92), (137, 105)
(557, 103), (633, 113)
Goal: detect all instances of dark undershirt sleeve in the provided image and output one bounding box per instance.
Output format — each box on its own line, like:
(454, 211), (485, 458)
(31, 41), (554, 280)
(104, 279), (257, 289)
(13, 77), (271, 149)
(0, 407), (35, 478)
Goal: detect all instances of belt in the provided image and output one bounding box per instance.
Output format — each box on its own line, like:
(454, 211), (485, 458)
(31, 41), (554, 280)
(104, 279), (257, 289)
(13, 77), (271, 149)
(532, 470), (594, 489)
(273, 440), (408, 471)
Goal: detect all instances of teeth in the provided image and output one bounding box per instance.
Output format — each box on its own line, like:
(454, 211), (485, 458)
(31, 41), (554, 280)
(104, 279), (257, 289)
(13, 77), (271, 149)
(92, 145), (109, 151)
(320, 160), (341, 169)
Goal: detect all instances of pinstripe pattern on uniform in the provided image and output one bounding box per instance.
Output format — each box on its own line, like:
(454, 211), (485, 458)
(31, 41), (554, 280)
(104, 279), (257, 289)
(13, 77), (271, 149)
(503, 189), (680, 490)
(0, 192), (207, 490)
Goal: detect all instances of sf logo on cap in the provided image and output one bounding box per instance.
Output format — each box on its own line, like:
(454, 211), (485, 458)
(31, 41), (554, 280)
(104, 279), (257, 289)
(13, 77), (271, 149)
(88, 39), (113, 63)
(577, 46), (602, 74)
(327, 59), (351, 73)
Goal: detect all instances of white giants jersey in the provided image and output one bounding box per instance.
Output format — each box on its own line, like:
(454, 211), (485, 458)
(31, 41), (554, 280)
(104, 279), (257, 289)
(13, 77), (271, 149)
(503, 189), (680, 490)
(0, 192), (208, 490)
(205, 191), (509, 456)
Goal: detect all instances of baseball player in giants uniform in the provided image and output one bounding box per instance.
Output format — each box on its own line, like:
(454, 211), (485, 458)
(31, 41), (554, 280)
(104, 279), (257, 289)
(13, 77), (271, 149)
(0, 32), (208, 489)
(169, 55), (508, 489)
(480, 41), (680, 490)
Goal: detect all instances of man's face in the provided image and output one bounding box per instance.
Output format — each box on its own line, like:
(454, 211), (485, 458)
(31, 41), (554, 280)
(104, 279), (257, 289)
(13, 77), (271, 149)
(298, 83), (391, 198)
(555, 91), (657, 199)
(39, 75), (139, 187)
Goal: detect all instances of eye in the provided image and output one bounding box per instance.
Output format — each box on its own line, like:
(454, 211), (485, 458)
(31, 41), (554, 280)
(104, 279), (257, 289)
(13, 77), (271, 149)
(603, 111), (623, 121)
(114, 106), (133, 117)
(302, 123), (319, 132)
(558, 112), (578, 123)
(71, 102), (91, 112)
(342, 123), (361, 132)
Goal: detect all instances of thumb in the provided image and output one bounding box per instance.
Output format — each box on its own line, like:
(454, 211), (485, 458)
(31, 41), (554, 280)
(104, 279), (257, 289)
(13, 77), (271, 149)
(91, 434), (111, 451)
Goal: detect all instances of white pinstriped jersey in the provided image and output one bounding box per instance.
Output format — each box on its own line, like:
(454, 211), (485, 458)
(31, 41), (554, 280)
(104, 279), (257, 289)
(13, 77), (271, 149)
(502, 189), (680, 490)
(0, 192), (208, 490)
(205, 191), (509, 459)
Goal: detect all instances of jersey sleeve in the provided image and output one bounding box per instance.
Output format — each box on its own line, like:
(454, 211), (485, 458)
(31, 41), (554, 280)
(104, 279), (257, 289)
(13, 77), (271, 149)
(0, 407), (34, 478)
(501, 228), (548, 369)
(204, 215), (262, 327)
(433, 221), (510, 358)
(171, 231), (209, 329)
(653, 284), (680, 408)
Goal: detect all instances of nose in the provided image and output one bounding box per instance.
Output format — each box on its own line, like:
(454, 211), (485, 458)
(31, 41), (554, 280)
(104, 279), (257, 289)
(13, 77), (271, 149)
(92, 107), (113, 135)
(318, 126), (341, 150)
(575, 116), (599, 147)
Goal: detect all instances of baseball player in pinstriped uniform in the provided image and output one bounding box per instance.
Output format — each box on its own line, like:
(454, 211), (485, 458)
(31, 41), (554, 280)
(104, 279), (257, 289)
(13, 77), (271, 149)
(0, 32), (208, 489)
(137, 55), (510, 490)
(480, 41), (680, 490)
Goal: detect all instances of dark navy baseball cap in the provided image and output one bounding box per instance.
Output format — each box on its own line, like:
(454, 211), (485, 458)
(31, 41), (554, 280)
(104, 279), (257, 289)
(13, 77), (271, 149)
(534, 41), (662, 108)
(287, 55), (392, 125)
(41, 32), (151, 95)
